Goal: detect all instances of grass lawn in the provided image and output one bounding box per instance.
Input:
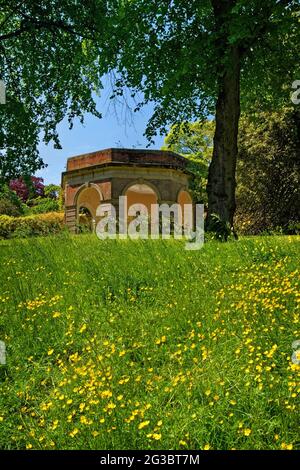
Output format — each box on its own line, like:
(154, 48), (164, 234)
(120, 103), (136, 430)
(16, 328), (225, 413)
(0, 234), (299, 450)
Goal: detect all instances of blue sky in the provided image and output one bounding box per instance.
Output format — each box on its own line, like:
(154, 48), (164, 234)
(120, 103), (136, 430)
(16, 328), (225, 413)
(37, 91), (165, 185)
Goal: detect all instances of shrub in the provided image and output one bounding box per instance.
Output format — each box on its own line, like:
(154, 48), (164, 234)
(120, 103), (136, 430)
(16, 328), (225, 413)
(0, 212), (65, 239)
(0, 215), (17, 238)
(285, 221), (300, 235)
(0, 198), (22, 217)
(29, 197), (60, 214)
(77, 213), (93, 233)
(235, 109), (300, 234)
(9, 176), (44, 202)
(0, 184), (24, 216)
(44, 184), (61, 200)
(205, 213), (237, 242)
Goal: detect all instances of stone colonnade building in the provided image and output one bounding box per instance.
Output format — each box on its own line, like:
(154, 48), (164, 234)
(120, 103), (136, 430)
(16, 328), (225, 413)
(62, 148), (193, 233)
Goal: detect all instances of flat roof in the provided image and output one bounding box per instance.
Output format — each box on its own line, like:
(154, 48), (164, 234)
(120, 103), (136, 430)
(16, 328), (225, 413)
(65, 148), (189, 172)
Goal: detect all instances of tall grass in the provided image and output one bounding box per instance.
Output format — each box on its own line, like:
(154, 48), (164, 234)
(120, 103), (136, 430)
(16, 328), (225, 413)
(0, 234), (299, 450)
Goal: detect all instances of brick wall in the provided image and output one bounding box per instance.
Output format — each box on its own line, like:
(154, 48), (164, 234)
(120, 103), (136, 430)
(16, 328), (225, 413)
(67, 148), (187, 172)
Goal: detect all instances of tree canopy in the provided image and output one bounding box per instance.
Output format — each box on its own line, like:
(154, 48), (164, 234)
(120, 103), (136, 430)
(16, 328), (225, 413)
(102, 1), (299, 134)
(0, 0), (103, 181)
(161, 121), (214, 203)
(161, 121), (214, 164)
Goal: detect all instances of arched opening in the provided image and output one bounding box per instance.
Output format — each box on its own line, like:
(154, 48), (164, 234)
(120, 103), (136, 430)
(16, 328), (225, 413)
(76, 186), (102, 232)
(76, 186), (102, 217)
(125, 183), (158, 212)
(178, 189), (193, 207)
(178, 189), (194, 233)
(124, 183), (158, 232)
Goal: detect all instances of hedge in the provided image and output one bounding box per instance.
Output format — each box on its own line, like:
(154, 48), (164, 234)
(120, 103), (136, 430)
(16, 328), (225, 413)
(0, 212), (65, 239)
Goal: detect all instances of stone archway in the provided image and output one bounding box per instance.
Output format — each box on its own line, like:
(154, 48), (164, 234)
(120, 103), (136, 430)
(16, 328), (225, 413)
(75, 184), (103, 231)
(124, 182), (159, 212)
(122, 182), (159, 231)
(178, 188), (193, 208)
(177, 188), (194, 232)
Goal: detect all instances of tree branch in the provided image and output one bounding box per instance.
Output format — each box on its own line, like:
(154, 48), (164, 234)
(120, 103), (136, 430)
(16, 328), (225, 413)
(0, 0), (25, 30)
(0, 17), (96, 42)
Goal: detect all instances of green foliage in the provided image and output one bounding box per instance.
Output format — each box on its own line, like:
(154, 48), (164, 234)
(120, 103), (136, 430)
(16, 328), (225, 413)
(0, 179), (62, 217)
(96, 1), (300, 140)
(0, 212), (64, 239)
(205, 213), (236, 242)
(0, 1), (103, 179)
(285, 221), (300, 235)
(0, 199), (21, 217)
(0, 184), (24, 216)
(44, 183), (64, 212)
(0, 235), (299, 449)
(44, 184), (61, 200)
(162, 121), (214, 203)
(29, 197), (60, 214)
(235, 109), (300, 234)
(77, 213), (94, 234)
(0, 198), (22, 217)
(162, 121), (214, 162)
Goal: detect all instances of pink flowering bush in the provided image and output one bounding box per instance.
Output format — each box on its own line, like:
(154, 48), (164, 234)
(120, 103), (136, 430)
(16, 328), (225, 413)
(9, 176), (44, 202)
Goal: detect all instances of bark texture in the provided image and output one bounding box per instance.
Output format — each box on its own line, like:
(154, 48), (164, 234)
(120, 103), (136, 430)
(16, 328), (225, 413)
(207, 0), (241, 230)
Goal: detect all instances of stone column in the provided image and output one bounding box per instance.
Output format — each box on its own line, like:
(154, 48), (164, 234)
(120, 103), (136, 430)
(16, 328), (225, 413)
(159, 200), (183, 236)
(65, 205), (77, 233)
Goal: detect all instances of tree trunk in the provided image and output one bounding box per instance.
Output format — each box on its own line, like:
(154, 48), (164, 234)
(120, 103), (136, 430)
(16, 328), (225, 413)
(206, 46), (241, 230)
(207, 1), (241, 231)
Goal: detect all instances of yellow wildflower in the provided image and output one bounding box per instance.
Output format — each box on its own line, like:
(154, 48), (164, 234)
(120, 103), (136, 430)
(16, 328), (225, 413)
(69, 428), (79, 438)
(281, 443), (293, 450)
(138, 421), (150, 430)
